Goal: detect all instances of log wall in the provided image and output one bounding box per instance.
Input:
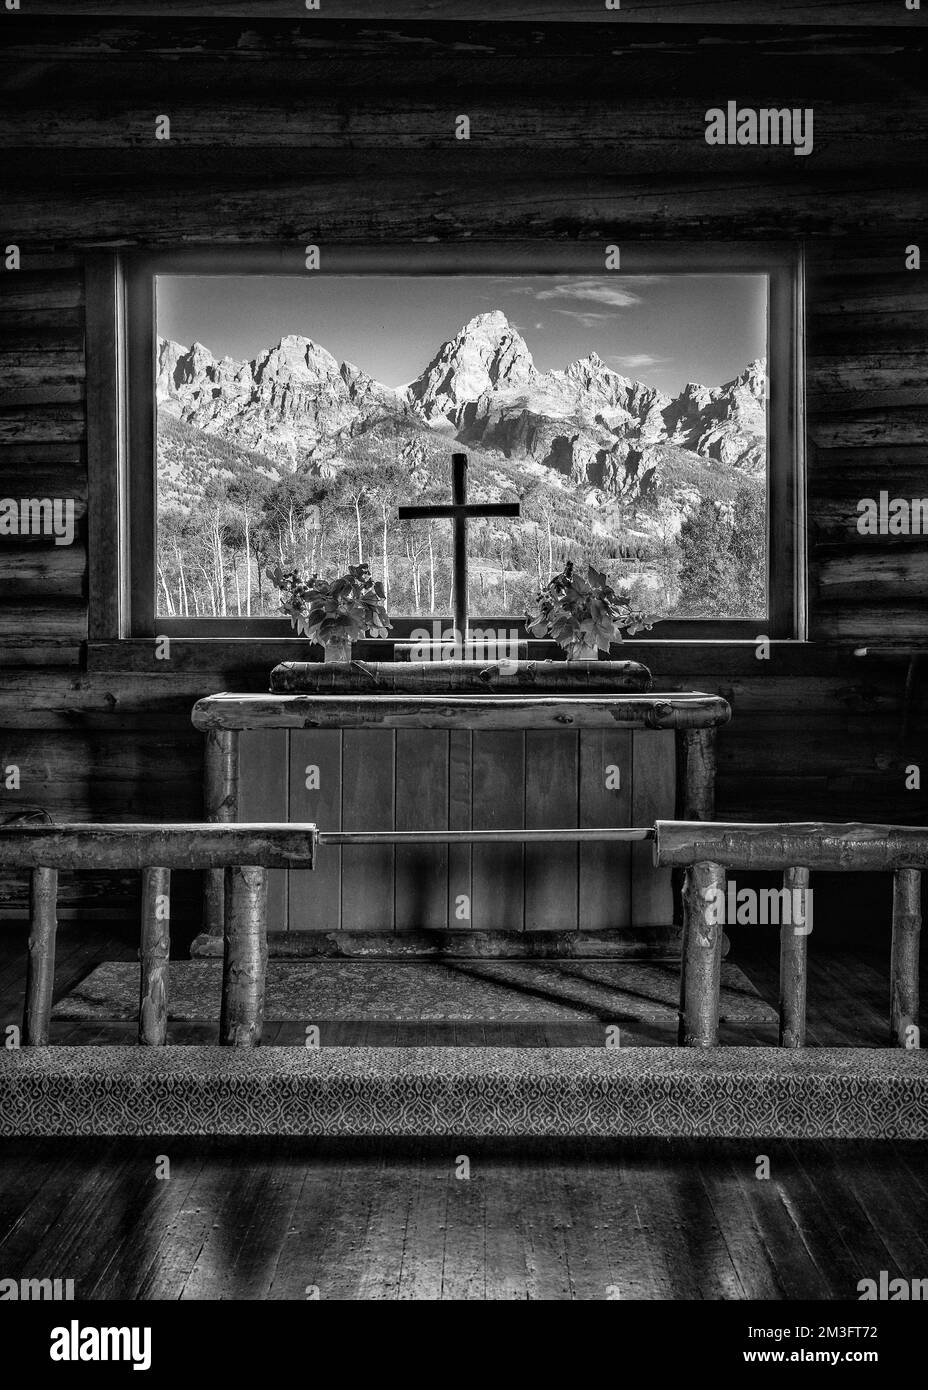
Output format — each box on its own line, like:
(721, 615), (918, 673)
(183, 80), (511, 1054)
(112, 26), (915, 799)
(0, 12), (926, 924)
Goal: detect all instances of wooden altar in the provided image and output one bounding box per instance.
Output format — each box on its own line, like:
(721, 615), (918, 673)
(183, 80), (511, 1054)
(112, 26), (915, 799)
(191, 663), (730, 959)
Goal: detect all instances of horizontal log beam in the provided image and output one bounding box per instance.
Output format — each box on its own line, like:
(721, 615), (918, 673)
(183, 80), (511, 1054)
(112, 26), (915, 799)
(655, 821), (928, 871)
(192, 693), (731, 732)
(191, 925), (683, 960)
(7, 4), (927, 26)
(270, 659), (653, 695)
(7, 174), (923, 248)
(0, 824), (317, 870)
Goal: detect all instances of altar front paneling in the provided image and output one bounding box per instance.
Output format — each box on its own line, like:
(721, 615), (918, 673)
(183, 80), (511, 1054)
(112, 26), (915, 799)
(193, 680), (730, 956)
(239, 725), (674, 938)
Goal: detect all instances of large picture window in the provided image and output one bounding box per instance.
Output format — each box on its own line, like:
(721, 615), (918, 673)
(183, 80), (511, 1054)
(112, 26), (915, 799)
(121, 245), (805, 642)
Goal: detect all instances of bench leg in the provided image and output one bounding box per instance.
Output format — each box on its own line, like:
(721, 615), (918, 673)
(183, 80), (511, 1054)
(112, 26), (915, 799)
(220, 865), (268, 1047)
(891, 868), (921, 1049)
(679, 859), (724, 1047)
(23, 867), (58, 1046)
(779, 866), (810, 1048)
(139, 866), (171, 1046)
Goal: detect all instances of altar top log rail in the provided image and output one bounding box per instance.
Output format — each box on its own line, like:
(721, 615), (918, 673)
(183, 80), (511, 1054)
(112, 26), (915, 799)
(192, 691), (732, 733)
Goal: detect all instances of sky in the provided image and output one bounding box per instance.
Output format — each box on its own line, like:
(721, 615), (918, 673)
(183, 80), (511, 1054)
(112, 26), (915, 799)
(157, 273), (767, 398)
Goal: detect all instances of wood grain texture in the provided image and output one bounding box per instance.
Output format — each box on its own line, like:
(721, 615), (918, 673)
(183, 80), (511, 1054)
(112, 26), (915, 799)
(7, 4), (926, 26)
(472, 731), (524, 932)
(220, 864), (267, 1047)
(524, 731), (578, 932)
(890, 868), (921, 1050)
(203, 728), (238, 937)
(447, 730), (472, 937)
(340, 730), (394, 931)
(139, 865), (170, 1046)
(394, 729), (448, 932)
(631, 730), (675, 929)
(779, 866), (810, 1049)
(191, 693), (731, 731)
(270, 659), (652, 694)
(84, 253), (123, 641)
(0, 824), (318, 870)
(656, 822), (928, 873)
(23, 867), (58, 1046)
(679, 860), (725, 1047)
(237, 730), (289, 932)
(579, 729), (632, 933)
(7, 175), (924, 246)
(288, 730), (341, 933)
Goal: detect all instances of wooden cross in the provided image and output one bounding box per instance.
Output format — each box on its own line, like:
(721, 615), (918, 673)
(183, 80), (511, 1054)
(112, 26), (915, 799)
(398, 452), (520, 639)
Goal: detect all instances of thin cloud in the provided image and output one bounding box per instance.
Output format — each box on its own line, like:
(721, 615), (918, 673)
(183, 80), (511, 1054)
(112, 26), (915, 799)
(552, 309), (620, 329)
(536, 278), (643, 309)
(610, 353), (672, 371)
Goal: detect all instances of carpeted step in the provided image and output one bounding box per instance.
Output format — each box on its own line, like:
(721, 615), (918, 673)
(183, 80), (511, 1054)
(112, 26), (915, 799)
(1, 1046), (926, 1139)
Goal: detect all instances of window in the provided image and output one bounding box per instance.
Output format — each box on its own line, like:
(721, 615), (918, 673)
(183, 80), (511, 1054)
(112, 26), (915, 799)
(118, 245), (805, 642)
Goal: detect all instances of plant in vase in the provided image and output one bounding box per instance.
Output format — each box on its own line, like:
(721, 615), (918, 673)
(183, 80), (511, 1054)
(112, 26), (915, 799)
(268, 562), (392, 662)
(525, 561), (651, 660)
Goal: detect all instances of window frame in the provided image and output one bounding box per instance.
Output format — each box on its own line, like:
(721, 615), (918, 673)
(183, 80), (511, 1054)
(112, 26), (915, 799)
(88, 241), (806, 647)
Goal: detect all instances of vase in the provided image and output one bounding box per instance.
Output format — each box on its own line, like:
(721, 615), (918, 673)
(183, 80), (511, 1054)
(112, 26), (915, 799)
(323, 635), (353, 664)
(569, 643), (599, 662)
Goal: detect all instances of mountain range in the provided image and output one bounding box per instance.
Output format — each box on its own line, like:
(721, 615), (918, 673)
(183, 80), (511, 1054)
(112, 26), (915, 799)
(156, 310), (766, 513)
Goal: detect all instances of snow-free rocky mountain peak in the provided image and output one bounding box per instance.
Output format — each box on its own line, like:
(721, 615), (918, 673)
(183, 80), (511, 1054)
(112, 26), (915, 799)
(157, 311), (766, 498)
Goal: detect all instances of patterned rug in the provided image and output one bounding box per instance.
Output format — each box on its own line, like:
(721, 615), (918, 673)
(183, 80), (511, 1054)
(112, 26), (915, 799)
(54, 960), (776, 1025)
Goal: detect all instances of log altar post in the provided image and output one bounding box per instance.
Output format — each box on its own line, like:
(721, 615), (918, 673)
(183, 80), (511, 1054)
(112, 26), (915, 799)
(679, 728), (717, 821)
(23, 866), (58, 1046)
(779, 866), (810, 1049)
(203, 728), (240, 940)
(220, 865), (268, 1047)
(678, 859), (725, 1046)
(139, 866), (171, 1046)
(677, 726), (724, 955)
(890, 867), (921, 1049)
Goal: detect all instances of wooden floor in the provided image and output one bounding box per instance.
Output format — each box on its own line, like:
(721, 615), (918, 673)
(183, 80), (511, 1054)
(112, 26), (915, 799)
(0, 923), (925, 1300)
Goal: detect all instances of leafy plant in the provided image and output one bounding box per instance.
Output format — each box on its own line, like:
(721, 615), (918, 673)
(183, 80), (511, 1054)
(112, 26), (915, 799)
(525, 561), (651, 658)
(268, 562), (392, 648)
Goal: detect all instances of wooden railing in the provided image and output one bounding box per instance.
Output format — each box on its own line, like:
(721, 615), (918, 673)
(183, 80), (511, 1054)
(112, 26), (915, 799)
(2, 820), (922, 1053)
(653, 821), (925, 1050)
(1, 824), (320, 1048)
